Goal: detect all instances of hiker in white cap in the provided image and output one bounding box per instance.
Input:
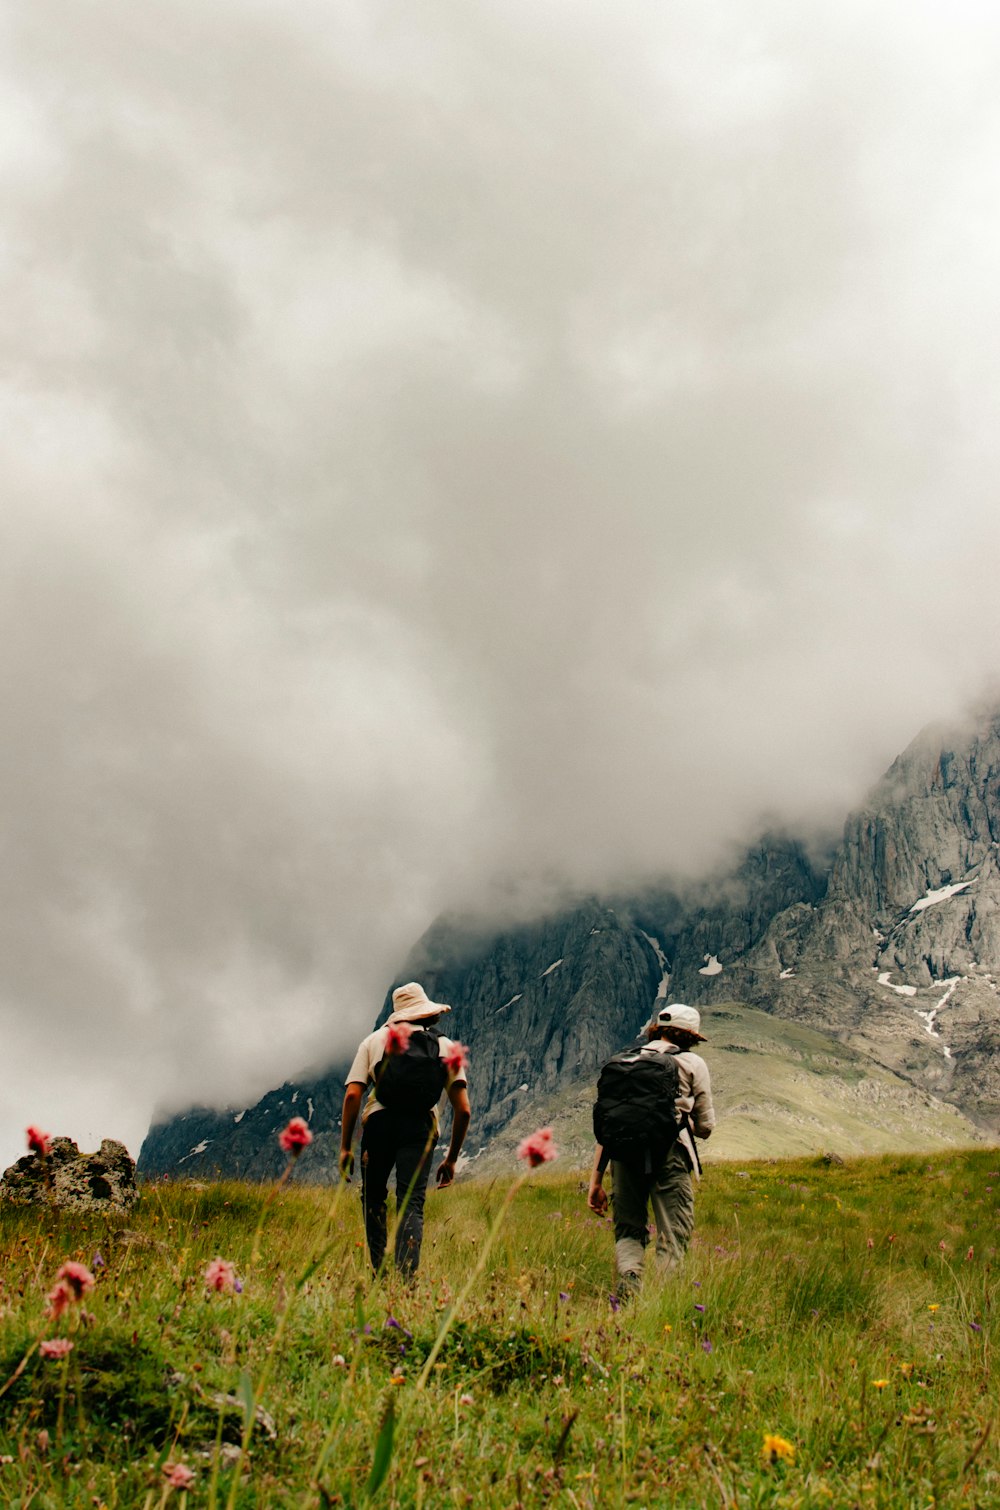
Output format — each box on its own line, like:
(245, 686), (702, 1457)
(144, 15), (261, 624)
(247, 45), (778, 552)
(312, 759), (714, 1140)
(588, 1002), (715, 1302)
(340, 982), (471, 1278)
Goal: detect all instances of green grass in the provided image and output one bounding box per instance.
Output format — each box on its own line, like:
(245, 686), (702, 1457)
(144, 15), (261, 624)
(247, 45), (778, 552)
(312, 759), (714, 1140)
(0, 1146), (997, 1506)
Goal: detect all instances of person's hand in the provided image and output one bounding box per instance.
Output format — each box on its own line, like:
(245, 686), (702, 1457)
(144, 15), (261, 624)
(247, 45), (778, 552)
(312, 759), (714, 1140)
(339, 1149), (355, 1183)
(436, 1157), (457, 1187)
(588, 1182), (608, 1216)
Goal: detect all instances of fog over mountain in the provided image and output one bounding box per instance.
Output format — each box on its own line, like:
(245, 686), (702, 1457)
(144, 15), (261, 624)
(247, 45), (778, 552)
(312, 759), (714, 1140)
(4, 1), (1000, 1166)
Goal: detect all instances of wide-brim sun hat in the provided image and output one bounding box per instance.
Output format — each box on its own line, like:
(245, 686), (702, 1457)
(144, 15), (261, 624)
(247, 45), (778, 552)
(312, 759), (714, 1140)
(656, 1003), (707, 1041)
(388, 981), (452, 1023)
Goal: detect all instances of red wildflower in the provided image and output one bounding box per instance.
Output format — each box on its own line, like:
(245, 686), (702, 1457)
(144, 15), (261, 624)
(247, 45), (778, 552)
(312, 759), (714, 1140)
(55, 1261), (95, 1299)
(385, 1022), (413, 1055)
(278, 1116), (313, 1155)
(442, 1041), (469, 1077)
(204, 1258), (237, 1293)
(966, 1245), (975, 1261)
(163, 1461), (196, 1489)
(517, 1127), (558, 1169)
(26, 1126), (50, 1158)
(39, 1338), (73, 1361)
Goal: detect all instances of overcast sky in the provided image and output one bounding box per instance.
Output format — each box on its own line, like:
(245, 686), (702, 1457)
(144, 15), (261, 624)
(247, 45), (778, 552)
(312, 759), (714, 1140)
(3, 0), (1000, 1169)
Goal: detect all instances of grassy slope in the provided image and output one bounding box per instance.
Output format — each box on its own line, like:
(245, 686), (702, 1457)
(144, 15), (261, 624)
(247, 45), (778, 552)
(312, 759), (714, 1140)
(468, 1001), (982, 1175)
(1, 1141), (998, 1508)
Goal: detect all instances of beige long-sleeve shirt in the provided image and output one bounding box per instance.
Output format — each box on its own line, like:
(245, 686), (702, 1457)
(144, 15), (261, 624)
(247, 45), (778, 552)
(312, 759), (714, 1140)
(633, 1039), (715, 1175)
(642, 1041), (716, 1137)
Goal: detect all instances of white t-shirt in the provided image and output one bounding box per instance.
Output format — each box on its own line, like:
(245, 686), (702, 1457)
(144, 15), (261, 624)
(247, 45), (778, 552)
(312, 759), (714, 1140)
(346, 1023), (467, 1127)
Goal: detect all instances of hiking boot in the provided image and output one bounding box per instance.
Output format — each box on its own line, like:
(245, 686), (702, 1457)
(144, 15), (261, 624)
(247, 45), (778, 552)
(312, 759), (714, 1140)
(615, 1272), (641, 1306)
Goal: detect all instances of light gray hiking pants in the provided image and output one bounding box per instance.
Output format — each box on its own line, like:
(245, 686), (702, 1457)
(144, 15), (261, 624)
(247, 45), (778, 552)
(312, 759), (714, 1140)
(612, 1144), (695, 1282)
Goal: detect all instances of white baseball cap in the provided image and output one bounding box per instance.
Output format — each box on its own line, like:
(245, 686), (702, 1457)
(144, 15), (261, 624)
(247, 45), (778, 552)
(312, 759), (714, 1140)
(655, 1003), (707, 1041)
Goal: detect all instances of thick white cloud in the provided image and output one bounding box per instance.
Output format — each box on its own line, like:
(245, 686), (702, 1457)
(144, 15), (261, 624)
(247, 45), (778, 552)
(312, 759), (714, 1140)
(4, 0), (1000, 1165)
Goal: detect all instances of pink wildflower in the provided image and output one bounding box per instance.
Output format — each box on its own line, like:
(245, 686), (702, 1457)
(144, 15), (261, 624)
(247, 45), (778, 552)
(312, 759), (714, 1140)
(966, 1245), (974, 1261)
(204, 1258), (237, 1293)
(55, 1262), (95, 1299)
(517, 1127), (558, 1169)
(39, 1338), (73, 1360)
(384, 1022), (413, 1055)
(163, 1462), (196, 1489)
(939, 1240), (947, 1252)
(866, 1238), (874, 1250)
(26, 1126), (50, 1158)
(45, 1281), (73, 1321)
(278, 1116), (313, 1155)
(442, 1041), (469, 1077)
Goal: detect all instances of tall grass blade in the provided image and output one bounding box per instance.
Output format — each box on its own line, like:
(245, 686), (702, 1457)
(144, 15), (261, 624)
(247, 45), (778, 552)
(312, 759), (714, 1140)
(365, 1394), (396, 1498)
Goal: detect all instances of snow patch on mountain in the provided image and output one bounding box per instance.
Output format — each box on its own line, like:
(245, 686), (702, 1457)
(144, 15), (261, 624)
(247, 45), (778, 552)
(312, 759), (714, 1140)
(910, 880), (974, 913)
(878, 972), (917, 997)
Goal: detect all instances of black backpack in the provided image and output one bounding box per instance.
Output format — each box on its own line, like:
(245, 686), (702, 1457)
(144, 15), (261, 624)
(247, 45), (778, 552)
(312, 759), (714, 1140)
(593, 1045), (681, 1168)
(375, 1027), (447, 1115)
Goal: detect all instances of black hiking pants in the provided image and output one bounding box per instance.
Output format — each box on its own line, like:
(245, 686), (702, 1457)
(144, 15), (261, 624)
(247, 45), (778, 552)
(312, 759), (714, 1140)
(360, 1109), (438, 1277)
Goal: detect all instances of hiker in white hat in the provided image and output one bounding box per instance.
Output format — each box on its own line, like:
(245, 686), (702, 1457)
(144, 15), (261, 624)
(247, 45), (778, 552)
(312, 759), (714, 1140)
(588, 1002), (715, 1303)
(339, 982), (471, 1278)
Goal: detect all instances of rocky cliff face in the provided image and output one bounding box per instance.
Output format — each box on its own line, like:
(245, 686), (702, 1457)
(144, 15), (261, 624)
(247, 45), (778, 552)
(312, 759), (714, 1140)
(662, 708), (1000, 1127)
(139, 706), (1000, 1179)
(138, 1064), (348, 1182)
(387, 901), (663, 1148)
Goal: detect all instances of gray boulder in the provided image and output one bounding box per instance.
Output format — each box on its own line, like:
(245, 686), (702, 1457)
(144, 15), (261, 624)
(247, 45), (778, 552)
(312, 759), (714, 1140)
(1, 1137), (137, 1210)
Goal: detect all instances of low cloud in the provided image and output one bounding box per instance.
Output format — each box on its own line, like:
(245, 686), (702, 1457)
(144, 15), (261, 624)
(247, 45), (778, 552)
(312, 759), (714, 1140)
(3, 1), (1000, 1163)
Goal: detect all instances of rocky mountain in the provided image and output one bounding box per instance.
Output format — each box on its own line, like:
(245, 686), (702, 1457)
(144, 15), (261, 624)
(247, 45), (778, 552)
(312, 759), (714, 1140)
(138, 705), (1000, 1180)
(137, 1063), (349, 1182)
(672, 708), (1000, 1129)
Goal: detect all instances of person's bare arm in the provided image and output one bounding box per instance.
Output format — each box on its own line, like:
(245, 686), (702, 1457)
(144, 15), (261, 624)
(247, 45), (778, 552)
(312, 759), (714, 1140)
(339, 1083), (365, 1180)
(436, 1084), (471, 1187)
(587, 1143), (609, 1214)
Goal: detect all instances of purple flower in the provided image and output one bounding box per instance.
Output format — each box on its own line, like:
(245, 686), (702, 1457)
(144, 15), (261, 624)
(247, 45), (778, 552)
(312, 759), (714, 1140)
(701, 1338), (713, 1353)
(694, 1303), (706, 1313)
(970, 1321), (983, 1332)
(609, 1293), (621, 1314)
(559, 1292), (569, 1302)
(91, 1251), (106, 1271)
(233, 1277), (244, 1294)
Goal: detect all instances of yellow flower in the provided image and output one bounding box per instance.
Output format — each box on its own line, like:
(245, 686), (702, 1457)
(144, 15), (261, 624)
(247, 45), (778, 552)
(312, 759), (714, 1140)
(928, 1303), (940, 1312)
(663, 1324), (673, 1334)
(760, 1433), (796, 1466)
(872, 1379), (889, 1390)
(898, 1362), (913, 1377)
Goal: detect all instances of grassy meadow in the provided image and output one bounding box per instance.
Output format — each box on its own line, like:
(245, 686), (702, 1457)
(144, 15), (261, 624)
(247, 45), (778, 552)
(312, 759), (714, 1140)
(0, 1145), (997, 1508)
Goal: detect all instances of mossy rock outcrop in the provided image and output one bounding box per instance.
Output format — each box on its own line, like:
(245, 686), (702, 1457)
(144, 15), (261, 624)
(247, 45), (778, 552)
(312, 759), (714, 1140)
(1, 1137), (137, 1210)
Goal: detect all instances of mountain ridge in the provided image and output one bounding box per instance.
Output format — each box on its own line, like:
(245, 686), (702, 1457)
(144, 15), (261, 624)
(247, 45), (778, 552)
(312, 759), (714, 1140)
(138, 706), (1000, 1180)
